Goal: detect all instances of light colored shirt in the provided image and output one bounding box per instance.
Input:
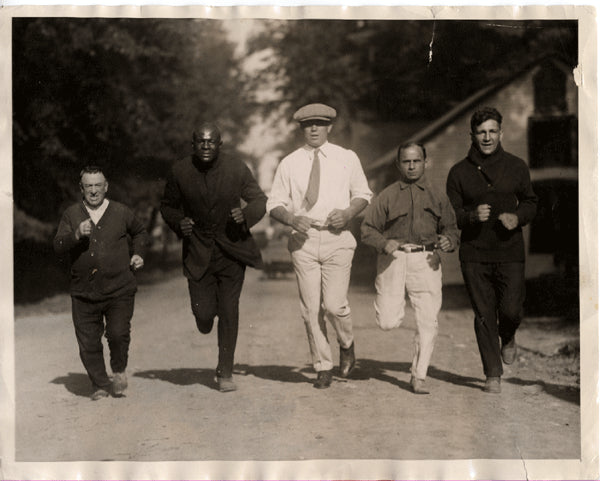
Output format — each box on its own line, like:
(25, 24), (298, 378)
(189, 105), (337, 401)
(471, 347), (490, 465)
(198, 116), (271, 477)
(84, 198), (110, 225)
(267, 141), (372, 223)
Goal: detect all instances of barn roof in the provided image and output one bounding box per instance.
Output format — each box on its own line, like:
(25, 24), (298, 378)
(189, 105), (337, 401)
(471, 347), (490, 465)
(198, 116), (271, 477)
(365, 55), (574, 174)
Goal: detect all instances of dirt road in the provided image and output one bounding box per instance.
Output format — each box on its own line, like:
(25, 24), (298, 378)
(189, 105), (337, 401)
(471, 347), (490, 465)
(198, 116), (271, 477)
(12, 266), (582, 479)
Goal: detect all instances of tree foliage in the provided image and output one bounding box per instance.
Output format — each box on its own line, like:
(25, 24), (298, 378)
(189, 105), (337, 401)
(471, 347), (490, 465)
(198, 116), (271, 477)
(13, 18), (250, 221)
(248, 20), (577, 123)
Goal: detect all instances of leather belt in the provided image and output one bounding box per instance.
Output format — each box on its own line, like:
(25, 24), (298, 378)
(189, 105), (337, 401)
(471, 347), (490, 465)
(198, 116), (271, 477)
(399, 243), (437, 253)
(310, 223), (347, 232)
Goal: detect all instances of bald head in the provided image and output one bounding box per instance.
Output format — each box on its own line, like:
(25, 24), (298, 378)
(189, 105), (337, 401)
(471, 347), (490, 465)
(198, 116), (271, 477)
(192, 123), (223, 166)
(194, 123), (221, 143)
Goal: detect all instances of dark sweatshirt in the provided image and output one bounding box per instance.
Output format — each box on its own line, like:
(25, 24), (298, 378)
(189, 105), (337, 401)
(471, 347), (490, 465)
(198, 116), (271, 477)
(54, 200), (148, 301)
(446, 144), (538, 263)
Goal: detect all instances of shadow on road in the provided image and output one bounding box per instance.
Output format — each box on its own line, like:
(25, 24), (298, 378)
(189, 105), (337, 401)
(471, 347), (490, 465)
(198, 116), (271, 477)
(353, 359), (483, 392)
(235, 364), (314, 384)
(235, 359), (485, 394)
(504, 377), (580, 405)
(134, 368), (219, 390)
(50, 372), (94, 397)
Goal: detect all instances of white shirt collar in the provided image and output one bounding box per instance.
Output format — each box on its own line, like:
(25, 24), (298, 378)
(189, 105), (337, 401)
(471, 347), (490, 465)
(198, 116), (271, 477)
(304, 141), (330, 157)
(84, 198), (110, 224)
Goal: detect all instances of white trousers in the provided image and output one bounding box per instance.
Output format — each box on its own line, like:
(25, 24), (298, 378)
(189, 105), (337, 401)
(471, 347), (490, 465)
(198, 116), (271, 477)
(289, 229), (356, 372)
(375, 250), (442, 380)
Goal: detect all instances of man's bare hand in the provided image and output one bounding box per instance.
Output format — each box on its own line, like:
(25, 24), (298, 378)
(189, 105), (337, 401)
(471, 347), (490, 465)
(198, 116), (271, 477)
(76, 218), (93, 240)
(180, 217), (195, 237)
(130, 254), (144, 271)
(290, 215), (313, 234)
(498, 212), (519, 230)
(383, 239), (401, 255)
(474, 204), (491, 222)
(325, 209), (350, 230)
(231, 207), (245, 224)
(437, 234), (452, 252)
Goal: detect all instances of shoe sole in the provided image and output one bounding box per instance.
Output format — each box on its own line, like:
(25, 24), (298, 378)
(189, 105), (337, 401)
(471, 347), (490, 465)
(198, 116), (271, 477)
(219, 386), (237, 392)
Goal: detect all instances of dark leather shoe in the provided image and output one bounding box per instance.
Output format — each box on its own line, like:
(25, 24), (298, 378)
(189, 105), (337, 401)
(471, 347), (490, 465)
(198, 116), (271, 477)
(215, 376), (237, 392)
(501, 336), (517, 364)
(112, 371), (127, 397)
(339, 342), (355, 378)
(484, 376), (501, 393)
(314, 370), (333, 389)
(90, 388), (110, 401)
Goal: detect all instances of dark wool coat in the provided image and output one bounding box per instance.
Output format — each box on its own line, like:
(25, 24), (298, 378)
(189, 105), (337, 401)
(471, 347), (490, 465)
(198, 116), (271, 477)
(160, 153), (267, 280)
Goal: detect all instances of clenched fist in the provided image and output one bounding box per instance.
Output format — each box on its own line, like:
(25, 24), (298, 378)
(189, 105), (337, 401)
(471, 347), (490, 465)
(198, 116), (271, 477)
(383, 239), (401, 255)
(130, 254), (144, 271)
(498, 212), (519, 230)
(180, 217), (195, 237)
(231, 207), (245, 224)
(76, 218), (93, 240)
(473, 204), (491, 222)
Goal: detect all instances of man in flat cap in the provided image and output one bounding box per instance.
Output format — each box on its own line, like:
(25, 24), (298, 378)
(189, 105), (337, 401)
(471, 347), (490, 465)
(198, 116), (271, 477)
(161, 123), (267, 392)
(267, 103), (372, 389)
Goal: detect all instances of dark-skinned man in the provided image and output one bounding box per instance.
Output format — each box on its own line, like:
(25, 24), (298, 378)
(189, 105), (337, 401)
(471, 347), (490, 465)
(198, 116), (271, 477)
(161, 123), (267, 392)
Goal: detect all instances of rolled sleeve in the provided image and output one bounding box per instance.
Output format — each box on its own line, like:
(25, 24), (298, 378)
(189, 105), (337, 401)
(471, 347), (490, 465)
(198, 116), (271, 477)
(348, 153), (373, 203)
(266, 162), (292, 214)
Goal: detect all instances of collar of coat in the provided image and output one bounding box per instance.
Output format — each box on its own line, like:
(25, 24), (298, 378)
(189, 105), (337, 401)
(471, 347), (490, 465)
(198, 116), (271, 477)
(467, 143), (506, 167)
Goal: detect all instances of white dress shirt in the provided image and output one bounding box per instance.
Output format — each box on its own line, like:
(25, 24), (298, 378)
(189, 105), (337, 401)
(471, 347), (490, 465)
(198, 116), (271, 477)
(267, 141), (372, 223)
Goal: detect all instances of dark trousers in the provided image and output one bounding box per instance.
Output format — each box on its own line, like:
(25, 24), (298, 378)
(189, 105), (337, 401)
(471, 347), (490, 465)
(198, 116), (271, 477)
(71, 292), (135, 389)
(460, 262), (525, 377)
(188, 246), (246, 378)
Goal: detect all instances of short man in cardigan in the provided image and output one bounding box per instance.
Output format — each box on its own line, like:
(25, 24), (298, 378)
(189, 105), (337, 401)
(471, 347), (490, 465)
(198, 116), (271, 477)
(54, 166), (148, 400)
(446, 107), (538, 394)
(161, 123), (267, 392)
(361, 143), (458, 394)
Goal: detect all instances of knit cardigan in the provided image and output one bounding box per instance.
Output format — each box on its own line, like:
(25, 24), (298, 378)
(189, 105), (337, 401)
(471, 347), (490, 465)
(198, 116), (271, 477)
(54, 200), (148, 300)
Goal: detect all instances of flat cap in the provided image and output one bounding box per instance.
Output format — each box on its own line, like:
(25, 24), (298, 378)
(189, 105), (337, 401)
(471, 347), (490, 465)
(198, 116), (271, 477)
(293, 103), (337, 123)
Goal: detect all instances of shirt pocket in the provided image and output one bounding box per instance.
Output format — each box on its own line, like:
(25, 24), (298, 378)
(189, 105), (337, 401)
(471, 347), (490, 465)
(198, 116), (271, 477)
(384, 203), (409, 231)
(423, 200), (442, 222)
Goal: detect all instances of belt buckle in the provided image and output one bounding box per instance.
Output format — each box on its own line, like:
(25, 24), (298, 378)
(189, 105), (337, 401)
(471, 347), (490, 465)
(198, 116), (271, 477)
(401, 244), (419, 253)
(310, 222), (329, 231)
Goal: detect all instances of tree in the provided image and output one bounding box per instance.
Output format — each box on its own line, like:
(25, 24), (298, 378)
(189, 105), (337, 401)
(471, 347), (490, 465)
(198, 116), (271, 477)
(247, 19), (577, 123)
(13, 18), (252, 222)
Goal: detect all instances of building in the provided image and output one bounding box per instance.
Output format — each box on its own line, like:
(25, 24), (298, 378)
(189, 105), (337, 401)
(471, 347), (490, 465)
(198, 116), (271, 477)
(364, 55), (578, 283)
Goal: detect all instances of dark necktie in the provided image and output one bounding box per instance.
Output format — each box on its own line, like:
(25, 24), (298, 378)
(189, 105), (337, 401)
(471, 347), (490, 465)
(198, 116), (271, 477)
(304, 149), (320, 210)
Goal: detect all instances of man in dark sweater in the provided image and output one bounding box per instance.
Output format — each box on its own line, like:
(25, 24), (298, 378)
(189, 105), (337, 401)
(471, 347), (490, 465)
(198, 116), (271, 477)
(160, 123), (267, 392)
(446, 107), (538, 393)
(54, 166), (148, 400)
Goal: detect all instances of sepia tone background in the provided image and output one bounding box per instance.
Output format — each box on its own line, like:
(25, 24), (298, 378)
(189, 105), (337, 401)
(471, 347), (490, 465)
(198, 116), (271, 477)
(2, 5), (598, 481)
